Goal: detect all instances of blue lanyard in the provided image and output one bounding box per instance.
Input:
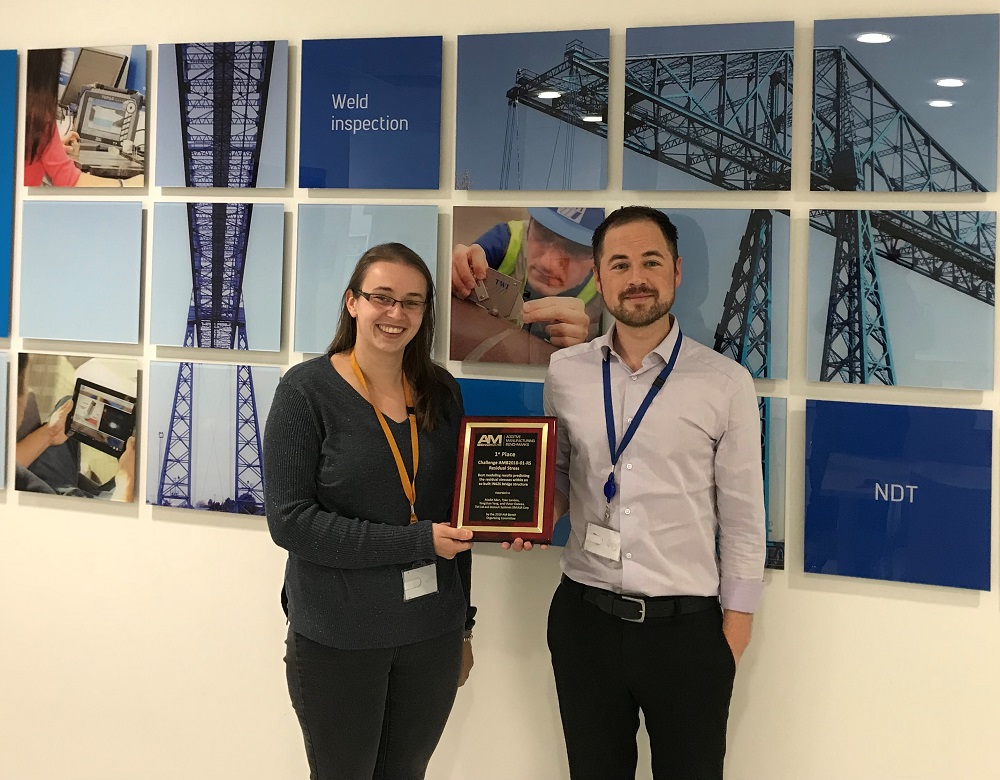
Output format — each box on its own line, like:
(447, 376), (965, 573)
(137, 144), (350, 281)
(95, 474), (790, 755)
(602, 330), (683, 504)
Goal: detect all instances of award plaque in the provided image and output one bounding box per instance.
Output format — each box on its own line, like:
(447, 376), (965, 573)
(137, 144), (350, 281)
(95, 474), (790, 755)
(451, 416), (557, 543)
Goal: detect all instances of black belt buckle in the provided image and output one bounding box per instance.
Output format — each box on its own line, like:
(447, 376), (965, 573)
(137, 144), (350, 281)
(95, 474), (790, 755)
(619, 594), (646, 623)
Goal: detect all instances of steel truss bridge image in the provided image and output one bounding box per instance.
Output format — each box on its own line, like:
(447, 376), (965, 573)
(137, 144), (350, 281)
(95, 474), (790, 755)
(502, 41), (997, 567)
(156, 42), (275, 514)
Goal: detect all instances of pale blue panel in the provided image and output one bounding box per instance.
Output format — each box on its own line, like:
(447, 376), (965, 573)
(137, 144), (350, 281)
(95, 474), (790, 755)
(20, 201), (141, 343)
(294, 204), (438, 353)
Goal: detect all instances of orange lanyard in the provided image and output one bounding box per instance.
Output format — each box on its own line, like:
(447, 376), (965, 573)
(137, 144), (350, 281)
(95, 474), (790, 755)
(351, 350), (419, 524)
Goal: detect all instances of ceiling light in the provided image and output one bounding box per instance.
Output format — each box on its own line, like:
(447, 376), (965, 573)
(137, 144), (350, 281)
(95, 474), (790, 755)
(935, 78), (965, 88)
(537, 90), (562, 99)
(856, 33), (892, 44)
(582, 115), (603, 123)
(928, 100), (954, 108)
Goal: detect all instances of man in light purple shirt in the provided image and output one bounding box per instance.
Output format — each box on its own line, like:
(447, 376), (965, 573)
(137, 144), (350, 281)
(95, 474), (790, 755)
(511, 206), (765, 779)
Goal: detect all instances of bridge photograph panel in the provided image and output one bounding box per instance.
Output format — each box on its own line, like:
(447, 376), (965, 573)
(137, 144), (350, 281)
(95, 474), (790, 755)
(156, 40), (288, 188)
(456, 29), (609, 191)
(150, 202), (284, 352)
(806, 209), (995, 390)
(623, 22), (794, 192)
(760, 396), (786, 571)
(812, 15), (998, 193)
(147, 361), (280, 515)
(663, 207), (789, 380)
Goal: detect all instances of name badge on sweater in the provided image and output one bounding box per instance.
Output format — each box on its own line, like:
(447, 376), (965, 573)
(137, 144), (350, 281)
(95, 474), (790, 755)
(584, 523), (621, 562)
(403, 562), (438, 601)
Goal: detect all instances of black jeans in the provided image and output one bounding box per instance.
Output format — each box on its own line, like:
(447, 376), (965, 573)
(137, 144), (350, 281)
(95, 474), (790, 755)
(285, 627), (464, 780)
(547, 579), (737, 780)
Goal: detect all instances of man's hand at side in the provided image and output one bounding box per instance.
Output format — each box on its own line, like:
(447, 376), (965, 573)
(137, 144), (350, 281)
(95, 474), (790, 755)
(722, 609), (753, 666)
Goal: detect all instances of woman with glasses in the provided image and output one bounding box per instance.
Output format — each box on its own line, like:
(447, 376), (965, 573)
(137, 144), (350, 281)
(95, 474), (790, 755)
(264, 243), (476, 780)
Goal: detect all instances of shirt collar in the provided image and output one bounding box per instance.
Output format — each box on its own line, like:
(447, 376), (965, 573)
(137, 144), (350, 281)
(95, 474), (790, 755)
(599, 315), (681, 368)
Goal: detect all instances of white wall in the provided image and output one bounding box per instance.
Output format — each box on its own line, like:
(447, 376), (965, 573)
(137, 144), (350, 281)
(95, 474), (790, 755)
(2, 1), (999, 778)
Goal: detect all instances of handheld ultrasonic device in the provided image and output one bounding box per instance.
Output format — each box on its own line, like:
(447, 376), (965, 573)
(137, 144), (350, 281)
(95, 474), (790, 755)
(76, 85), (143, 147)
(65, 378), (137, 458)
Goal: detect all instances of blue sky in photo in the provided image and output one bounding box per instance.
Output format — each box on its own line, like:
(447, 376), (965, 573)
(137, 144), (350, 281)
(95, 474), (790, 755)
(457, 29), (608, 190)
(814, 15), (999, 190)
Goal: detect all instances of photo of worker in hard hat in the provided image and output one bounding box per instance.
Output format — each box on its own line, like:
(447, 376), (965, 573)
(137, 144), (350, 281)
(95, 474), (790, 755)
(450, 206), (605, 365)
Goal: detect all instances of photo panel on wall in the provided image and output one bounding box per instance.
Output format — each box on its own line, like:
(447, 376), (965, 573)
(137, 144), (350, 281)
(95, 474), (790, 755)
(146, 361), (280, 515)
(450, 205), (605, 366)
(150, 202), (284, 351)
(456, 29), (609, 191)
(623, 22), (794, 192)
(20, 200), (142, 344)
(806, 209), (995, 390)
(665, 208), (789, 379)
(812, 14), (999, 193)
(15, 353), (138, 503)
(24, 45), (147, 188)
(299, 37), (442, 189)
(156, 40), (288, 188)
(294, 204), (439, 354)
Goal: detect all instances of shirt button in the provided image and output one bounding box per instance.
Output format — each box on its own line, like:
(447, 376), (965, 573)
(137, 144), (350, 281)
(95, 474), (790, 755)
(625, 552), (632, 559)
(624, 508), (631, 515)
(627, 417), (633, 423)
(626, 463), (632, 470)
(631, 376), (637, 381)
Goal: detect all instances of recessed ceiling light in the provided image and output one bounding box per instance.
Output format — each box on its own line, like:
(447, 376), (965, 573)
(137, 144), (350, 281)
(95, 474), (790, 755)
(537, 90), (562, 99)
(936, 78), (965, 88)
(582, 115), (603, 123)
(856, 32), (892, 44)
(928, 100), (954, 108)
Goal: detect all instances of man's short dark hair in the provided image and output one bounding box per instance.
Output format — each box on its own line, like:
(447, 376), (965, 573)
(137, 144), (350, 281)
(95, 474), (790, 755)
(592, 206), (679, 264)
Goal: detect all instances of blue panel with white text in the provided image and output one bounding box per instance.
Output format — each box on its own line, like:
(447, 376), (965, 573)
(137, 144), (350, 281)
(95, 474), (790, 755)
(804, 400), (991, 590)
(299, 37), (442, 189)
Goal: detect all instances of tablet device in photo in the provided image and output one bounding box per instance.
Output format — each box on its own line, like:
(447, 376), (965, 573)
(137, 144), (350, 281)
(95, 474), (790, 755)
(65, 378), (136, 457)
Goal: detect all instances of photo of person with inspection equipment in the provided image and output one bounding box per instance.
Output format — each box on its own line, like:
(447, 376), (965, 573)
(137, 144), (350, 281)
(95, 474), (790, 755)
(24, 46), (146, 188)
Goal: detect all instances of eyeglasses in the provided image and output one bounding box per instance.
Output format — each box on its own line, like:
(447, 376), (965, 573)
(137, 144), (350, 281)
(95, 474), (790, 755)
(354, 290), (427, 312)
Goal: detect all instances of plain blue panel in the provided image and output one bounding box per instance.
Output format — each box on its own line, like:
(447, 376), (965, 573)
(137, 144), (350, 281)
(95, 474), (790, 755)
(804, 400), (992, 590)
(0, 50), (14, 339)
(20, 201), (142, 343)
(455, 378), (544, 417)
(299, 37), (441, 189)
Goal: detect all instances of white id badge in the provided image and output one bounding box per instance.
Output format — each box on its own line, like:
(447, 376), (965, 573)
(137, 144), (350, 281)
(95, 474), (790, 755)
(402, 562), (438, 601)
(584, 523), (622, 562)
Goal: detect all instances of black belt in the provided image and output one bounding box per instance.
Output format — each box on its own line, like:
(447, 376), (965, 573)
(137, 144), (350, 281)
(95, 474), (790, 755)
(562, 576), (718, 623)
